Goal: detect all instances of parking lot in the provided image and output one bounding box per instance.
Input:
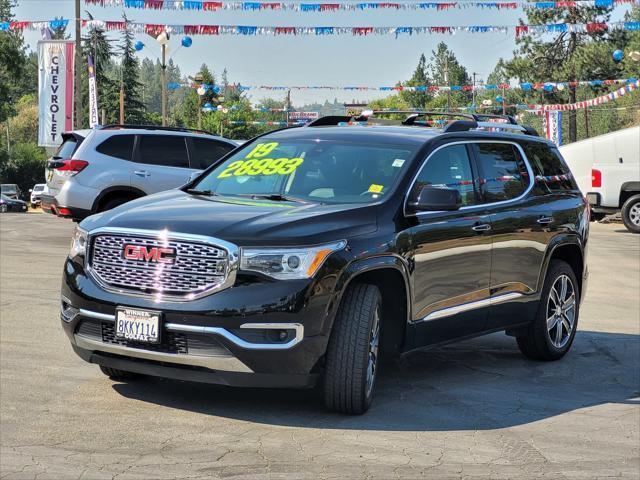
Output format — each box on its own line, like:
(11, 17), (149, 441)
(0, 213), (638, 479)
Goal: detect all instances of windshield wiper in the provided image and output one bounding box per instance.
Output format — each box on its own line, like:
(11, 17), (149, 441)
(186, 188), (217, 196)
(236, 193), (308, 204)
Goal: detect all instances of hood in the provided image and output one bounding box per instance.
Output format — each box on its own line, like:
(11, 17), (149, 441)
(80, 190), (378, 246)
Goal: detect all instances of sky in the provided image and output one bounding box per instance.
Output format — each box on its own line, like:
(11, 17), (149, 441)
(13, 1), (635, 107)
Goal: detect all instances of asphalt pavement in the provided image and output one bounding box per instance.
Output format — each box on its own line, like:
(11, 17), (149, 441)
(1, 213), (638, 479)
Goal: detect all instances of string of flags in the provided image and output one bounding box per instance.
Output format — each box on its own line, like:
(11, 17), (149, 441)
(3, 19), (640, 38)
(529, 78), (639, 110)
(174, 77), (638, 93)
(84, 0), (640, 12)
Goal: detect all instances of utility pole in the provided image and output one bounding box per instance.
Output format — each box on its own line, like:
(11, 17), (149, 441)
(472, 72), (477, 107)
(119, 83), (124, 124)
(161, 43), (168, 126)
(285, 90), (291, 125)
(445, 58), (450, 110)
(74, 0), (82, 128)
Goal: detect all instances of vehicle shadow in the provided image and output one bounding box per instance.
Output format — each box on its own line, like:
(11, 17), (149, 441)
(111, 330), (639, 431)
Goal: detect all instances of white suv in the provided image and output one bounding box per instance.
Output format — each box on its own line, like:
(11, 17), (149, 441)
(42, 125), (238, 220)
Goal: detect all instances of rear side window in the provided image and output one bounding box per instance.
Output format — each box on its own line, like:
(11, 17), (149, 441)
(189, 138), (235, 169)
(55, 137), (80, 158)
(414, 144), (479, 206)
(95, 135), (135, 161)
(473, 143), (528, 203)
(523, 143), (577, 192)
(138, 135), (189, 168)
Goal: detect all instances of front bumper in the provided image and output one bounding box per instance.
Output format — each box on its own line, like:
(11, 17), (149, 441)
(61, 256), (340, 388)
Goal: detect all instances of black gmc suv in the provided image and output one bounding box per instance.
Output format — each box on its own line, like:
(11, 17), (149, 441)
(60, 112), (589, 414)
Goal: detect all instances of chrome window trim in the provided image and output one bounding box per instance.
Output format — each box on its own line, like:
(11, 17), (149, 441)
(417, 292), (524, 323)
(403, 140), (535, 217)
(71, 307), (304, 350)
(84, 226), (239, 302)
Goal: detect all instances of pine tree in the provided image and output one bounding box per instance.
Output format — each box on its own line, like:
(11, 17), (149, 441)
(505, 5), (615, 142)
(400, 53), (431, 109)
(428, 42), (471, 108)
(118, 15), (145, 124)
(82, 21), (118, 124)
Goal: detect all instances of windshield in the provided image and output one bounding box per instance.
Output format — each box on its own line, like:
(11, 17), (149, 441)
(1, 185), (16, 194)
(33, 185), (45, 192)
(193, 138), (416, 204)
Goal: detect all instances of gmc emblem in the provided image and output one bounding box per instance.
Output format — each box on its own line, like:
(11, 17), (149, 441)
(123, 244), (176, 264)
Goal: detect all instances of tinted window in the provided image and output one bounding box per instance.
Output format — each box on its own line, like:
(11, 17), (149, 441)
(523, 143), (577, 192)
(55, 137), (79, 158)
(139, 135), (189, 168)
(413, 144), (478, 206)
(473, 143), (528, 202)
(190, 138), (235, 170)
(96, 135), (135, 161)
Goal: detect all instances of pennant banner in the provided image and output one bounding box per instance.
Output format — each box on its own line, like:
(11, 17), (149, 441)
(530, 79), (639, 110)
(173, 77), (637, 93)
(83, 0), (639, 12)
(3, 19), (640, 38)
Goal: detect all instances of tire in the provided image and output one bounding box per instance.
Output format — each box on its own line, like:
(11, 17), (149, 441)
(621, 194), (640, 234)
(99, 197), (134, 213)
(516, 260), (579, 361)
(99, 365), (139, 380)
(324, 283), (382, 414)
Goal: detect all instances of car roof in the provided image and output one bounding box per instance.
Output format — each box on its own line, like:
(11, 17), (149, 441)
(262, 124), (553, 148)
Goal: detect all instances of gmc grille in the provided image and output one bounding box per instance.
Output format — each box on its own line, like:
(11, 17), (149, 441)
(88, 233), (230, 299)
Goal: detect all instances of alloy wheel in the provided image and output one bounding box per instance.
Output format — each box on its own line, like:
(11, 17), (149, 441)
(546, 274), (576, 349)
(629, 202), (640, 227)
(365, 306), (381, 398)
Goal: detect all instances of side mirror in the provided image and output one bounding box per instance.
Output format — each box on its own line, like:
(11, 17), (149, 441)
(408, 185), (462, 212)
(29, 189), (33, 193)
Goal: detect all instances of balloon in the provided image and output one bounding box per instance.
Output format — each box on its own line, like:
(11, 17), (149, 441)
(222, 108), (229, 114)
(217, 105), (224, 111)
(203, 102), (212, 109)
(543, 84), (554, 92)
(481, 99), (492, 106)
(557, 83), (565, 91)
(196, 87), (206, 96)
(612, 49), (624, 62)
(134, 40), (144, 51)
(181, 36), (193, 48)
(629, 51), (640, 62)
(495, 95), (503, 103)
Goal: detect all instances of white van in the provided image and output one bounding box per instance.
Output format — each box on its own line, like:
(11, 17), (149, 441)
(559, 126), (640, 233)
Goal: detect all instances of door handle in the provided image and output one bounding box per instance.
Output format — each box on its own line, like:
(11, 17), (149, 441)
(134, 170), (150, 178)
(472, 223), (492, 232)
(537, 216), (554, 225)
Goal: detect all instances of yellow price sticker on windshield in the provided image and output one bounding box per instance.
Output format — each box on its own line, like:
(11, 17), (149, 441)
(245, 142), (279, 159)
(368, 184), (384, 194)
(217, 157), (304, 178)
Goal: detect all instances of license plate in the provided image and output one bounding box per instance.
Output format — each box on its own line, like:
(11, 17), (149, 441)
(115, 307), (160, 344)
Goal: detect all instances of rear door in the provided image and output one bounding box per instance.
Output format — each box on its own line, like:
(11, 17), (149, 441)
(471, 141), (551, 330)
(131, 134), (194, 194)
(404, 142), (493, 349)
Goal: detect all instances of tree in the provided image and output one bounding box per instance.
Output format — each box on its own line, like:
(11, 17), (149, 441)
(0, 0), (27, 122)
(428, 42), (471, 108)
(82, 20), (119, 124)
(400, 53), (431, 109)
(118, 15), (145, 124)
(505, 6), (616, 142)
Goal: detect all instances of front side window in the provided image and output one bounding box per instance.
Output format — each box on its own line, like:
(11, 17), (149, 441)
(473, 143), (528, 203)
(138, 135), (189, 168)
(96, 135), (135, 161)
(193, 138), (417, 204)
(412, 144), (479, 206)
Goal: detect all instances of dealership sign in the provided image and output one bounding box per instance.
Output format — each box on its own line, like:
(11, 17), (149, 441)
(289, 111), (319, 120)
(38, 40), (74, 148)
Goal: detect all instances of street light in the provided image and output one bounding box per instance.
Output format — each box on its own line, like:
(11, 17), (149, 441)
(135, 31), (193, 126)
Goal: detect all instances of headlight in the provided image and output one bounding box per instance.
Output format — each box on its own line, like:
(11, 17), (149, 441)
(240, 241), (346, 279)
(69, 226), (88, 260)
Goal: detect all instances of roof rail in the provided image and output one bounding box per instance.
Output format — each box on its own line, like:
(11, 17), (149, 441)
(99, 124), (214, 135)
